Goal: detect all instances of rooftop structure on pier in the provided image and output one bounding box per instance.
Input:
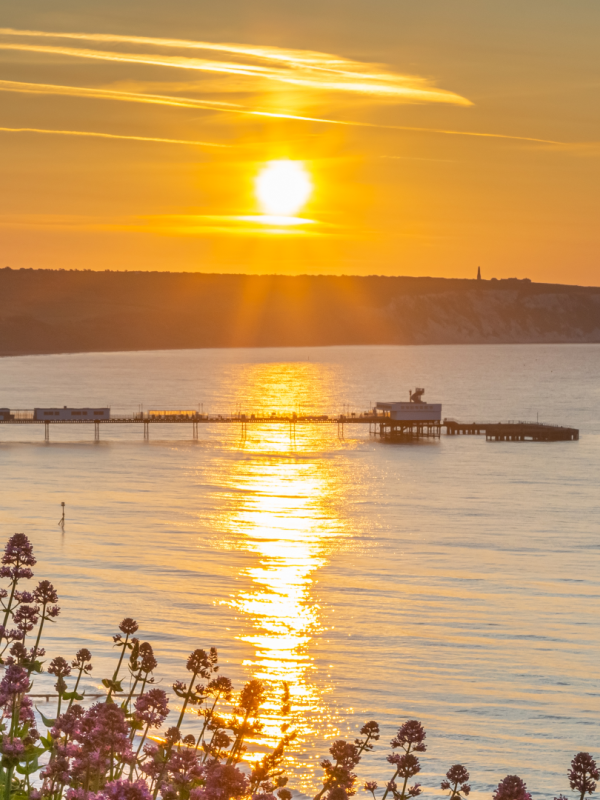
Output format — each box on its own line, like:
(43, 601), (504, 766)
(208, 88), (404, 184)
(375, 388), (442, 422)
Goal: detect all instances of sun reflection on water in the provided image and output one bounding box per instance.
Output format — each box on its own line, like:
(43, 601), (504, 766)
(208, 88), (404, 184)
(212, 363), (349, 780)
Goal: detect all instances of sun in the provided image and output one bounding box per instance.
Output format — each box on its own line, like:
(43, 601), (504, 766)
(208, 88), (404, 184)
(255, 160), (312, 217)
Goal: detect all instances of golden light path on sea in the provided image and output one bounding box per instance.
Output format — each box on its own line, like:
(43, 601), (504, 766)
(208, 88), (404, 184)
(212, 362), (348, 778)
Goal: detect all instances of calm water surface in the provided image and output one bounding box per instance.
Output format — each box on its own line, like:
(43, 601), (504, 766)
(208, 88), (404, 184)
(1, 344), (599, 798)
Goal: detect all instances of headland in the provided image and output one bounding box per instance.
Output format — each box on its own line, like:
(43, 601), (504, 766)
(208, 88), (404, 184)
(1, 268), (599, 357)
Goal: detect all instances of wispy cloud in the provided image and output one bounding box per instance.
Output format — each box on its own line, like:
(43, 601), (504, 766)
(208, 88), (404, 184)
(0, 126), (227, 147)
(0, 78), (241, 110)
(0, 213), (323, 237)
(0, 79), (569, 146)
(0, 28), (471, 104)
(0, 79), (362, 125)
(141, 214), (324, 236)
(379, 126), (566, 146)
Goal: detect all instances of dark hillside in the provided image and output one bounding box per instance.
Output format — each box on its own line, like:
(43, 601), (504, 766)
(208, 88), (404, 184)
(1, 269), (599, 356)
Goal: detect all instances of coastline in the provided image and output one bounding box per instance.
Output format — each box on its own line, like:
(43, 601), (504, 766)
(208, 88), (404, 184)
(2, 270), (600, 357)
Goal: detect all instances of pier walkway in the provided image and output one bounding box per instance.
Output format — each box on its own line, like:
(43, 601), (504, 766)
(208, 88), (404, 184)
(444, 419), (579, 441)
(0, 411), (579, 442)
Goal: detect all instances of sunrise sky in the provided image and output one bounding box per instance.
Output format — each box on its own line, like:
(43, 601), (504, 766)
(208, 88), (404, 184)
(2, 1), (599, 283)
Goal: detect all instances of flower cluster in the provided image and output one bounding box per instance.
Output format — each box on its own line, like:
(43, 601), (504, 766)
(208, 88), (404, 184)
(441, 764), (471, 800)
(493, 775), (532, 800)
(0, 531), (597, 800)
(0, 533), (295, 800)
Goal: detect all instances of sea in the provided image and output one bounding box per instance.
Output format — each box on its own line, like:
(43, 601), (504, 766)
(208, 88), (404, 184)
(1, 344), (599, 798)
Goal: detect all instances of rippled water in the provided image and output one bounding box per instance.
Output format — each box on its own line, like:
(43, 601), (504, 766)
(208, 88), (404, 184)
(1, 344), (599, 798)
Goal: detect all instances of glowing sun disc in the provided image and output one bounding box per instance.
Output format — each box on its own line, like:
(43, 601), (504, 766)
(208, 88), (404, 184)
(255, 160), (312, 217)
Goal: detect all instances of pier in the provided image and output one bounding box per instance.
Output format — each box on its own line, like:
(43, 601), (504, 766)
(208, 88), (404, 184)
(445, 419), (579, 441)
(0, 407), (579, 443)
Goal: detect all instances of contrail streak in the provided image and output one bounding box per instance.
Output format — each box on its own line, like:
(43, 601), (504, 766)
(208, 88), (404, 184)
(0, 27), (472, 103)
(0, 127), (227, 147)
(380, 125), (564, 146)
(0, 40), (470, 104)
(0, 79), (355, 124)
(0, 27), (391, 72)
(0, 79), (568, 146)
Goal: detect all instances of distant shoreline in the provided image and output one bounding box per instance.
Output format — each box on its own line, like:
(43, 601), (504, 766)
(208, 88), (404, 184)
(2, 341), (600, 362)
(2, 269), (599, 357)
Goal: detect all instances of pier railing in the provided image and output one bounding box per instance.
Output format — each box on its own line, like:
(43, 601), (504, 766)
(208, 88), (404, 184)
(0, 409), (579, 442)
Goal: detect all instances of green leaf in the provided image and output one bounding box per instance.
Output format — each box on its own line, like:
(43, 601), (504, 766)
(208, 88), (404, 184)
(62, 690), (84, 701)
(101, 678), (123, 692)
(16, 759), (39, 776)
(36, 708), (57, 728)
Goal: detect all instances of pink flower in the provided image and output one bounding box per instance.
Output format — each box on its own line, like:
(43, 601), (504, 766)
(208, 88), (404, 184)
(0, 735), (25, 766)
(18, 694), (36, 724)
(14, 590), (35, 605)
(390, 721), (426, 753)
(359, 722), (380, 742)
(493, 776), (532, 800)
(186, 647), (218, 680)
(72, 648), (93, 674)
(0, 664), (30, 703)
(51, 704), (85, 739)
(570, 753), (600, 798)
(237, 678), (265, 716)
(192, 763), (249, 800)
(13, 604), (40, 634)
(441, 764), (471, 797)
(1, 533), (36, 579)
(100, 779), (152, 800)
(165, 746), (204, 791)
(40, 746), (72, 784)
(70, 702), (134, 785)
(33, 579), (59, 605)
(49, 656), (72, 694)
(134, 688), (169, 728)
(330, 740), (360, 768)
(387, 753), (420, 779)
(119, 618), (139, 635)
(139, 642), (157, 675)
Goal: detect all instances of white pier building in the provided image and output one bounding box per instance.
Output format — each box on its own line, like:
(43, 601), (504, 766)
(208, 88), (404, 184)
(375, 388), (442, 422)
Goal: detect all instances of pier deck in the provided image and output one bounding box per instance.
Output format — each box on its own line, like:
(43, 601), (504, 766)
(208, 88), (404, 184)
(0, 413), (579, 442)
(445, 419), (579, 441)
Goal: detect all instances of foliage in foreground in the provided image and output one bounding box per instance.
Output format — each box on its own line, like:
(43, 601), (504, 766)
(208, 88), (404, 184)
(0, 533), (597, 800)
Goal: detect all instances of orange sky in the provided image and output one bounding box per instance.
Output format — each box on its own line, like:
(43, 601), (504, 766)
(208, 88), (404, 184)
(1, 2), (599, 283)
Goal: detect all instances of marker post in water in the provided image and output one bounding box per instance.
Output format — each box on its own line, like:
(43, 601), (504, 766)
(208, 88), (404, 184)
(59, 502), (65, 528)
